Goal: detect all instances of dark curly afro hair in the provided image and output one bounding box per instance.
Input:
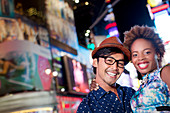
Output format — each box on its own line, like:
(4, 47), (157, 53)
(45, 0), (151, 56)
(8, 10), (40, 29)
(123, 25), (165, 61)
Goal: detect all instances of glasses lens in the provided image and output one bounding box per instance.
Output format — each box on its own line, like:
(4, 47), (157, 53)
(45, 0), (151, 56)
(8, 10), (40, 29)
(118, 61), (125, 68)
(105, 57), (125, 68)
(105, 57), (115, 65)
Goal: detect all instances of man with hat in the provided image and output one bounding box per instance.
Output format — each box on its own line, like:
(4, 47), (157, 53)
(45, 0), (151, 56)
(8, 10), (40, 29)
(77, 36), (135, 113)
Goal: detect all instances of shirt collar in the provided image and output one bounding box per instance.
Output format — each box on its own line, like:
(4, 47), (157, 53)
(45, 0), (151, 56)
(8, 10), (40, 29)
(141, 69), (160, 85)
(92, 83), (121, 100)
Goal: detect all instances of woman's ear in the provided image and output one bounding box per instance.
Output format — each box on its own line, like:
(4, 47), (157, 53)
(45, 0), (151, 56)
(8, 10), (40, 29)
(158, 54), (160, 60)
(92, 58), (98, 67)
(156, 53), (161, 60)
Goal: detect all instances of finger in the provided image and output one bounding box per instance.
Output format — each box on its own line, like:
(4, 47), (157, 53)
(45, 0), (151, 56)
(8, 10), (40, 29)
(94, 84), (99, 91)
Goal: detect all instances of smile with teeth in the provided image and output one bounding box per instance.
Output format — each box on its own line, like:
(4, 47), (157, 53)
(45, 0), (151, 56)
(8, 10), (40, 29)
(107, 72), (117, 77)
(138, 63), (149, 69)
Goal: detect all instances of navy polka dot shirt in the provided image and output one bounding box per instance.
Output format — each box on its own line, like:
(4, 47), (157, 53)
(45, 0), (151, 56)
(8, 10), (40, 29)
(77, 84), (135, 113)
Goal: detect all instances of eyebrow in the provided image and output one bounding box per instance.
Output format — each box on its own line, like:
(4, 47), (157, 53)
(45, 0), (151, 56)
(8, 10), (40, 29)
(107, 56), (124, 61)
(132, 48), (152, 53)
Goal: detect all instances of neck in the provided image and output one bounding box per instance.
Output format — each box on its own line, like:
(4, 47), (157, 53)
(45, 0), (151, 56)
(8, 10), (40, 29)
(96, 77), (121, 101)
(141, 66), (159, 77)
(96, 77), (117, 92)
(147, 68), (158, 75)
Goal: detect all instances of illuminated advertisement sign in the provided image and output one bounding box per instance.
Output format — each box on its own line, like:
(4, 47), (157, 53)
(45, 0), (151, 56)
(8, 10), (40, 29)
(56, 96), (83, 113)
(0, 0), (14, 18)
(0, 40), (52, 95)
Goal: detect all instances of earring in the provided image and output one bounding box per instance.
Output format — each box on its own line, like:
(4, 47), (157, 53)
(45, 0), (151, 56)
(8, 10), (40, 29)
(155, 55), (158, 59)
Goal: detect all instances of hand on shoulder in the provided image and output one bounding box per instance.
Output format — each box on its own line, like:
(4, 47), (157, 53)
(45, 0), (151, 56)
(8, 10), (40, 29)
(90, 78), (99, 91)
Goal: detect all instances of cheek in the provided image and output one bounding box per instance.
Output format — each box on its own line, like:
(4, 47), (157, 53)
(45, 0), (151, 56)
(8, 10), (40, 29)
(97, 61), (107, 72)
(152, 57), (158, 65)
(148, 54), (157, 64)
(119, 68), (124, 75)
(131, 58), (138, 68)
(131, 57), (136, 65)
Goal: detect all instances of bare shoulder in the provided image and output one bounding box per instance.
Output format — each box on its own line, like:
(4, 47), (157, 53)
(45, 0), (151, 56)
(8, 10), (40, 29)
(161, 64), (170, 74)
(161, 64), (170, 89)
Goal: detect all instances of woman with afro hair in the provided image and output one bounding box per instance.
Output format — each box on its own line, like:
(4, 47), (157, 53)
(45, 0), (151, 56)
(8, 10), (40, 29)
(123, 25), (170, 112)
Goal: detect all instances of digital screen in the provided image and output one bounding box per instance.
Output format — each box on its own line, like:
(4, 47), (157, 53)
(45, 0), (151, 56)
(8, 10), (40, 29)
(154, 9), (170, 42)
(108, 26), (119, 37)
(62, 55), (90, 95)
(56, 95), (83, 113)
(53, 58), (68, 93)
(0, 0), (15, 18)
(14, 0), (46, 26)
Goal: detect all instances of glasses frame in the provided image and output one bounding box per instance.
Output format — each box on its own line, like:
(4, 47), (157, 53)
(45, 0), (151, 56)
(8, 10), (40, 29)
(99, 56), (125, 68)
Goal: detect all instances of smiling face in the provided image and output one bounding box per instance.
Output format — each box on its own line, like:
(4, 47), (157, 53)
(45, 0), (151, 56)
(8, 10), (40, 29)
(131, 38), (159, 76)
(93, 53), (125, 90)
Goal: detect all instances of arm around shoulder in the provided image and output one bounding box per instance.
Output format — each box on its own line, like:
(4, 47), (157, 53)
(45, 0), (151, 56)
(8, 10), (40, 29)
(161, 64), (170, 89)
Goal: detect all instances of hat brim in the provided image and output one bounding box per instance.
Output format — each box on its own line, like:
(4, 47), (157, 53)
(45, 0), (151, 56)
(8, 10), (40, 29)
(92, 44), (130, 61)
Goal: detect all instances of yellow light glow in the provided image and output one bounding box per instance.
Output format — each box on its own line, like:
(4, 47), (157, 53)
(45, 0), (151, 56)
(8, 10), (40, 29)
(85, 32), (89, 37)
(45, 68), (51, 75)
(75, 0), (79, 3)
(52, 71), (58, 77)
(86, 29), (90, 33)
(147, 0), (162, 7)
(85, 1), (89, 5)
(11, 107), (53, 113)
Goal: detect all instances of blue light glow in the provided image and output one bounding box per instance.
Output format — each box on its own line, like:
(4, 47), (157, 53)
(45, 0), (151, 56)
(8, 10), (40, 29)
(154, 10), (170, 42)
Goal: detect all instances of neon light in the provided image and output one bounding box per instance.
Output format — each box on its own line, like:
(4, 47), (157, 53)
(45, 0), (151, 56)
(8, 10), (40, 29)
(108, 27), (119, 37)
(164, 40), (170, 45)
(105, 0), (111, 3)
(105, 22), (117, 30)
(154, 10), (170, 42)
(151, 4), (169, 13)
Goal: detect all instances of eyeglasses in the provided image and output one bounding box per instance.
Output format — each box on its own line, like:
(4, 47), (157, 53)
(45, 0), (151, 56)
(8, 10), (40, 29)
(100, 56), (125, 68)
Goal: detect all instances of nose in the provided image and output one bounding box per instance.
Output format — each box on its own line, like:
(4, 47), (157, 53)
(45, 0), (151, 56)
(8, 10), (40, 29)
(138, 53), (145, 60)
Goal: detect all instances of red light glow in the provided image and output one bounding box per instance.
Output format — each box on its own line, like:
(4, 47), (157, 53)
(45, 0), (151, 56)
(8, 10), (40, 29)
(151, 4), (169, 13)
(105, 22), (117, 30)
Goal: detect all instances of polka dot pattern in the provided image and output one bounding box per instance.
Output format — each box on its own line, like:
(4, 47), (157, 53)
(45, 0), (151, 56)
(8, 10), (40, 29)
(77, 84), (135, 113)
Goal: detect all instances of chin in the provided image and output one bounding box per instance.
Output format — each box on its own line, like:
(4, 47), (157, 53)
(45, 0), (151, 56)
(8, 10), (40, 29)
(137, 69), (148, 75)
(108, 82), (116, 86)
(139, 71), (147, 76)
